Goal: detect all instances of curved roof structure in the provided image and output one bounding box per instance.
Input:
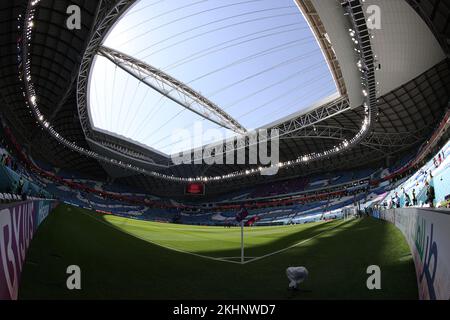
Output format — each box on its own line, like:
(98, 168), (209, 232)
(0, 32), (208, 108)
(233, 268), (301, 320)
(0, 0), (449, 197)
(86, 0), (338, 156)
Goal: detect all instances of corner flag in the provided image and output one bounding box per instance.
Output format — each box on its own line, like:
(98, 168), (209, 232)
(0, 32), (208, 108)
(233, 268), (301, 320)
(235, 206), (249, 264)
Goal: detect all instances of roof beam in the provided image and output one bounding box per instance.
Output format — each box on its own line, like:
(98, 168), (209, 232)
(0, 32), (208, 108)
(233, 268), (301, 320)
(98, 45), (247, 135)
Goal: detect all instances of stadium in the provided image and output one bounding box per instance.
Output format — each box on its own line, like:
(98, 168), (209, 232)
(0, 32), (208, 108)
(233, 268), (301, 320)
(0, 0), (450, 305)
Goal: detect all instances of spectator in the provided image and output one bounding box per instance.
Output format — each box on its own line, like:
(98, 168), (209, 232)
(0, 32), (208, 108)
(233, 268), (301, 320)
(425, 181), (435, 208)
(5, 155), (11, 168)
(412, 189), (417, 206)
(394, 192), (400, 208)
(17, 176), (25, 195)
(403, 190), (411, 207)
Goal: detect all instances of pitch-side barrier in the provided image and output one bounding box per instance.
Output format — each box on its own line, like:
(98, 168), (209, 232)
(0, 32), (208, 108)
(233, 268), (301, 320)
(0, 199), (58, 300)
(372, 207), (450, 300)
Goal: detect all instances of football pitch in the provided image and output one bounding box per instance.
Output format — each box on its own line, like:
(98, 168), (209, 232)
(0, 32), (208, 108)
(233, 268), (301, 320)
(19, 205), (418, 299)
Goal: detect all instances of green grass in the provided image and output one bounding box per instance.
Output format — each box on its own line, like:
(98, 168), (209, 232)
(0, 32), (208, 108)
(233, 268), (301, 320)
(19, 204), (418, 299)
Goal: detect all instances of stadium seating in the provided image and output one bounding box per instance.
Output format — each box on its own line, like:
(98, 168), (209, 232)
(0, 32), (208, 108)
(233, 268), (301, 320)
(371, 139), (450, 209)
(1, 120), (449, 225)
(1, 151), (51, 200)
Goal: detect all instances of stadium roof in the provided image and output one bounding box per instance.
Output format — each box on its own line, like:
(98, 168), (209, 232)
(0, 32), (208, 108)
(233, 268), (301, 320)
(88, 0), (338, 155)
(0, 0), (449, 197)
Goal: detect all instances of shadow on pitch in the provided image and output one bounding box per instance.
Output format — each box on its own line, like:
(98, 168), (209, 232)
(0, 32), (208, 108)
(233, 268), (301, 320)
(196, 219), (356, 259)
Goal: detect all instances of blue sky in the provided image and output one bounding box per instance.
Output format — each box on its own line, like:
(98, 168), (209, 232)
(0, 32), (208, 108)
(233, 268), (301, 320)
(89, 0), (337, 155)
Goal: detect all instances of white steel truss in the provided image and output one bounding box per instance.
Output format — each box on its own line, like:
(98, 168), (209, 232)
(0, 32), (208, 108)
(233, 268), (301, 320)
(98, 45), (247, 134)
(21, 0), (383, 182)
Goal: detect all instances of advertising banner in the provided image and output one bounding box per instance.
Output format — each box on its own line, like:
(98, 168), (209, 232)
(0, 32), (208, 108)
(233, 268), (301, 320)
(374, 208), (450, 300)
(0, 200), (56, 300)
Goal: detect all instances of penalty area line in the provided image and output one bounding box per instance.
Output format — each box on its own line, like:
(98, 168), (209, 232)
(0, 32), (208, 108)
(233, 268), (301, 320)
(79, 211), (243, 265)
(242, 220), (350, 265)
(79, 211), (350, 266)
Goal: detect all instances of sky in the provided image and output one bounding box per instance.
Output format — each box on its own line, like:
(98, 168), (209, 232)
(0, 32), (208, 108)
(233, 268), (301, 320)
(89, 0), (337, 155)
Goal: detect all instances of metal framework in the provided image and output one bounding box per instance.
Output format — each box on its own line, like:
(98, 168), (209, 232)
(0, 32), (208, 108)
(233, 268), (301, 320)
(86, 137), (170, 169)
(189, 96), (351, 163)
(99, 140), (160, 163)
(197, 0), (383, 166)
(74, 0), (354, 165)
(363, 131), (424, 148)
(340, 0), (378, 138)
(281, 125), (353, 141)
(21, 0), (381, 183)
(191, 0), (379, 168)
(282, 125), (422, 151)
(272, 96), (351, 135)
(77, 0), (137, 140)
(98, 45), (247, 134)
(75, 0), (165, 166)
(2, 0), (445, 195)
(193, 0), (378, 164)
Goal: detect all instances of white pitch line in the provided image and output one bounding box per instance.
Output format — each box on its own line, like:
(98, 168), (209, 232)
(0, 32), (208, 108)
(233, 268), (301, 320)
(242, 220), (349, 264)
(216, 256), (257, 259)
(216, 256), (257, 261)
(80, 211), (243, 265)
(79, 210), (350, 266)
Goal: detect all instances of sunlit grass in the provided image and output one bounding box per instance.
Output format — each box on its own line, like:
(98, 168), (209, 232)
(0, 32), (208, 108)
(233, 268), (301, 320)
(98, 212), (339, 257)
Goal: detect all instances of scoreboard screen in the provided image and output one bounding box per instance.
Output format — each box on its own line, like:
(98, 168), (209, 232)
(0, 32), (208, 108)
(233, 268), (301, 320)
(185, 183), (205, 195)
